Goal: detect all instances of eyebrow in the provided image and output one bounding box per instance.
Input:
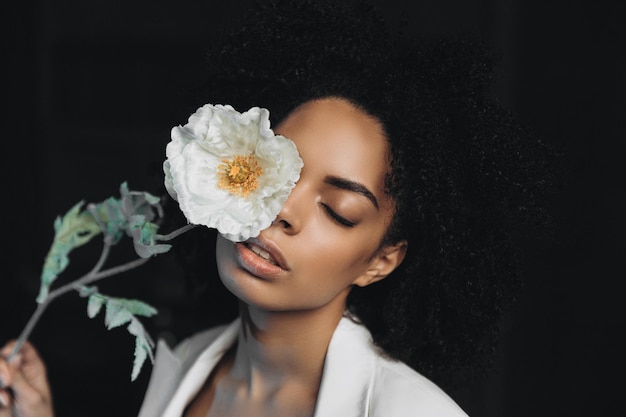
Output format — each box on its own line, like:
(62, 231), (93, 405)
(324, 175), (379, 209)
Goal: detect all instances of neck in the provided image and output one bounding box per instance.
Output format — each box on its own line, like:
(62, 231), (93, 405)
(229, 302), (345, 398)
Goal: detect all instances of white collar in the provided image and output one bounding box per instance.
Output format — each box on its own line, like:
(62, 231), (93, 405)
(139, 316), (377, 417)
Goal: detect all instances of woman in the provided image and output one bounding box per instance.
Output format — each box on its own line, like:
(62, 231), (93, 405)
(0, 1), (555, 416)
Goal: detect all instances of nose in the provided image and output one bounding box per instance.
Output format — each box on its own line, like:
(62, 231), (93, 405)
(271, 182), (306, 235)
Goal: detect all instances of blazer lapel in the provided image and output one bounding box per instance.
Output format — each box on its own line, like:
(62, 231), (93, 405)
(137, 320), (240, 417)
(137, 339), (184, 417)
(313, 317), (376, 417)
(162, 321), (239, 416)
(138, 318), (376, 417)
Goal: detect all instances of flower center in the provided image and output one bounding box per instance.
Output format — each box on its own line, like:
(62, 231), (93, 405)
(218, 155), (263, 197)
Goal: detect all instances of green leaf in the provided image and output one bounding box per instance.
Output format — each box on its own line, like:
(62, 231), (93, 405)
(87, 198), (126, 243)
(86, 292), (157, 381)
(37, 201), (101, 303)
(87, 294), (106, 318)
(79, 285), (99, 298)
(104, 299), (134, 330)
(119, 298), (158, 317)
(87, 183), (170, 258)
(129, 219), (172, 258)
(128, 318), (155, 381)
(119, 182), (163, 221)
(132, 336), (148, 381)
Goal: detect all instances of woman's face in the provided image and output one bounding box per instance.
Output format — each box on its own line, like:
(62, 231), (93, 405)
(216, 97), (405, 314)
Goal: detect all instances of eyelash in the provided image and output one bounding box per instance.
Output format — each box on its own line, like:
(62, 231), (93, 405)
(321, 203), (356, 228)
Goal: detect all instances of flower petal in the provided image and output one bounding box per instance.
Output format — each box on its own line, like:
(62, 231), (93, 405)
(163, 104), (303, 241)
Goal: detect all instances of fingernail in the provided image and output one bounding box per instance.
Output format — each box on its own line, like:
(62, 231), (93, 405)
(0, 391), (8, 408)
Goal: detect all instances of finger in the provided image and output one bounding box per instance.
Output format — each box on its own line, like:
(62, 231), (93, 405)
(0, 348), (20, 389)
(0, 357), (9, 388)
(12, 365), (45, 406)
(0, 340), (17, 358)
(0, 354), (16, 416)
(2, 341), (50, 398)
(14, 342), (49, 392)
(0, 387), (11, 411)
(1, 341), (54, 417)
(12, 368), (54, 417)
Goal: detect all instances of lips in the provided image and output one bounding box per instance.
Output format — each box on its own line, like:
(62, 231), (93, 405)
(245, 242), (278, 265)
(233, 236), (289, 279)
(243, 237), (289, 270)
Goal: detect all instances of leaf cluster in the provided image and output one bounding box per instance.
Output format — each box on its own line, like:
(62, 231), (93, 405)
(84, 287), (157, 381)
(32, 182), (171, 380)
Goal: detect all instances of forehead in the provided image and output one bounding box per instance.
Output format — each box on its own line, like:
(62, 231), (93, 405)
(275, 98), (390, 193)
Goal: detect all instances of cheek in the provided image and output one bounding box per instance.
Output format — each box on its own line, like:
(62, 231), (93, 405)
(297, 230), (376, 283)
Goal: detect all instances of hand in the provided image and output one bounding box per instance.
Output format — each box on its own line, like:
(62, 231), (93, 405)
(0, 341), (54, 417)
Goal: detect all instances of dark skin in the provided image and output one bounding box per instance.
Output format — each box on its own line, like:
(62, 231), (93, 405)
(0, 98), (407, 417)
(183, 98), (406, 417)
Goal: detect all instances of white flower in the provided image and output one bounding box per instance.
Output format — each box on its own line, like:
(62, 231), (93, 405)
(164, 104), (303, 242)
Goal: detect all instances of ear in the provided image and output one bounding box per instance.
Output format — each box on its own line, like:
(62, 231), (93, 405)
(353, 241), (408, 287)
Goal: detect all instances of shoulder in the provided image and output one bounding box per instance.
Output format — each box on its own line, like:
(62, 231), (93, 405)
(323, 317), (469, 416)
(370, 354), (468, 417)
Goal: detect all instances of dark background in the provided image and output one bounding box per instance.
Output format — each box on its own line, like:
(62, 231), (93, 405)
(1, 1), (624, 416)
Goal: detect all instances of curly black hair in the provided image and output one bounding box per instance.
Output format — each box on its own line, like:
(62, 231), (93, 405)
(162, 0), (558, 391)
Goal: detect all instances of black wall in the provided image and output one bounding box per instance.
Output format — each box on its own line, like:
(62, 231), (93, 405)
(2, 1), (624, 416)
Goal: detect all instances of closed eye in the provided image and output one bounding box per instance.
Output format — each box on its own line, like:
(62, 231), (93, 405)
(321, 203), (356, 228)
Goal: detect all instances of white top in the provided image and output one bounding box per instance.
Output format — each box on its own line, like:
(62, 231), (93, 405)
(137, 316), (469, 417)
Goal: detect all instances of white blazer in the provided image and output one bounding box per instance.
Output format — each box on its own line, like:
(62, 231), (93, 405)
(137, 317), (469, 416)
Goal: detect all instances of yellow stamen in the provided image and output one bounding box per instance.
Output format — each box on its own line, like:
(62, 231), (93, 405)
(217, 155), (263, 197)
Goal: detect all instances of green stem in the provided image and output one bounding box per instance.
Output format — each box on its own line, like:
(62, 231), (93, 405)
(8, 245), (148, 359)
(9, 223), (196, 359)
(156, 223), (197, 241)
(8, 300), (49, 361)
